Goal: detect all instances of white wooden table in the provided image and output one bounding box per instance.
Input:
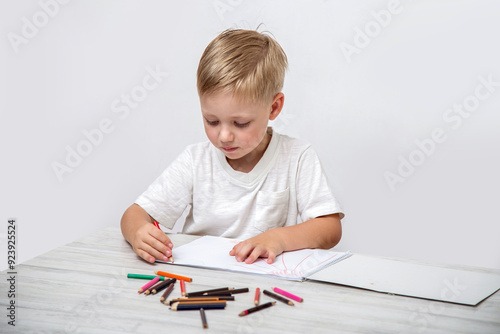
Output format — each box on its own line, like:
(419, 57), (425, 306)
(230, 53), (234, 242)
(1, 227), (499, 333)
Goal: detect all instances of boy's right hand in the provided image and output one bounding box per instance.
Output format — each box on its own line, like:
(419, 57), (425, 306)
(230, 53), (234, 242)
(130, 222), (173, 263)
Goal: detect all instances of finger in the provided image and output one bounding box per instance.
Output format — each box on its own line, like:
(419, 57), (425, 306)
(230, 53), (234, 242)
(149, 236), (173, 257)
(233, 242), (254, 262)
(139, 239), (171, 262)
(245, 246), (265, 264)
(229, 242), (242, 256)
(150, 225), (174, 249)
(266, 250), (278, 264)
(229, 243), (242, 258)
(134, 247), (156, 264)
(147, 228), (173, 256)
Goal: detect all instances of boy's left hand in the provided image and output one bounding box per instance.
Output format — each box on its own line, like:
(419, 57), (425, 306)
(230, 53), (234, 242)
(229, 230), (284, 264)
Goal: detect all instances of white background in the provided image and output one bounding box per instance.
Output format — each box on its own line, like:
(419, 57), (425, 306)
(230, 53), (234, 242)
(1, 0), (499, 271)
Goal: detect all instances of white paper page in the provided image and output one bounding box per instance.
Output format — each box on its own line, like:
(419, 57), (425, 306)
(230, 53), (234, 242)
(159, 236), (351, 281)
(307, 254), (500, 305)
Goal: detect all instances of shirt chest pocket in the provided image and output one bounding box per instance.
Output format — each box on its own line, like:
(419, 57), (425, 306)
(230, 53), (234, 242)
(254, 188), (290, 232)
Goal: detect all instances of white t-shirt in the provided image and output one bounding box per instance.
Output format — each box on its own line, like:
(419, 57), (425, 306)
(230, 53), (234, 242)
(135, 128), (343, 239)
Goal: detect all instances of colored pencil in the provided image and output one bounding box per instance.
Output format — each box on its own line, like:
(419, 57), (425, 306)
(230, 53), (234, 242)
(169, 296), (235, 304)
(152, 278), (176, 294)
(273, 287), (304, 303)
(228, 287), (249, 294)
(153, 220), (173, 263)
(160, 282), (175, 303)
(170, 302), (226, 311)
(127, 274), (165, 281)
(203, 287), (248, 296)
(200, 292), (232, 297)
(170, 300), (227, 305)
(200, 308), (208, 329)
(186, 287), (233, 297)
(155, 271), (192, 282)
(145, 279), (170, 295)
(138, 276), (159, 294)
(168, 297), (221, 305)
(180, 280), (186, 297)
(263, 289), (294, 306)
(239, 301), (276, 317)
(254, 288), (260, 305)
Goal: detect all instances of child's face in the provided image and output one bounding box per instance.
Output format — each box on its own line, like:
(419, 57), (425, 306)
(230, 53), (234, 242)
(200, 92), (282, 167)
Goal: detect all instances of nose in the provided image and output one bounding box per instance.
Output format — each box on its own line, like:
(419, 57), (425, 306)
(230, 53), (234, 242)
(219, 125), (234, 143)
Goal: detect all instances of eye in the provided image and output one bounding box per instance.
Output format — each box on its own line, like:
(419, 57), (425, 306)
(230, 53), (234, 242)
(204, 118), (219, 126)
(234, 121), (250, 128)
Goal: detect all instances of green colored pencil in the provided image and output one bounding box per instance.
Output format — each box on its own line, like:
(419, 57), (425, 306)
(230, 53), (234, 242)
(127, 274), (166, 280)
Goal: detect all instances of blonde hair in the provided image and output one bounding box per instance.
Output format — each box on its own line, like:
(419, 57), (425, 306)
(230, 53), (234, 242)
(197, 29), (288, 105)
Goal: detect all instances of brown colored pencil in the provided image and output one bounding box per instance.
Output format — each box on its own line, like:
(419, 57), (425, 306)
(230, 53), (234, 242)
(200, 292), (232, 297)
(203, 287), (248, 296)
(263, 289), (294, 306)
(239, 301), (276, 316)
(152, 278), (176, 294)
(186, 287), (233, 297)
(228, 287), (249, 294)
(145, 279), (170, 295)
(200, 308), (208, 329)
(160, 282), (175, 303)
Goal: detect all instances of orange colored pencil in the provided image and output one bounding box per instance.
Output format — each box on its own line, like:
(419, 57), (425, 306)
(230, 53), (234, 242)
(155, 271), (192, 282)
(169, 298), (221, 305)
(172, 300), (226, 305)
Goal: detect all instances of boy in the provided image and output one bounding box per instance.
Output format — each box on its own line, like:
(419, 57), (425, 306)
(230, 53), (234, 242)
(121, 29), (344, 265)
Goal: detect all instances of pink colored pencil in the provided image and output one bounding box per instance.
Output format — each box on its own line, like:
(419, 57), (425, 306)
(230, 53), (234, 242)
(138, 276), (160, 293)
(272, 287), (303, 303)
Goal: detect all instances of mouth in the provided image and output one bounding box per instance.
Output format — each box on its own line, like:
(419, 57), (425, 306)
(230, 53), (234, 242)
(221, 146), (238, 153)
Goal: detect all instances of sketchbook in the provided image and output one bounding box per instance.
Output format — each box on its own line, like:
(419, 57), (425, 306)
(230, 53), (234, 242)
(307, 254), (500, 306)
(158, 235), (352, 281)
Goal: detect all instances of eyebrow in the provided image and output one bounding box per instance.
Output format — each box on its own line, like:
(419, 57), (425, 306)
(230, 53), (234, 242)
(202, 112), (251, 120)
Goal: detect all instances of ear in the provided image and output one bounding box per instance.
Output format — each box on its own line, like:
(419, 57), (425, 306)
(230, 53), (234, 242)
(269, 92), (285, 121)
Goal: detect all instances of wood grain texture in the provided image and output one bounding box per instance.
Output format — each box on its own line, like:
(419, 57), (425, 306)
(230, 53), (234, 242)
(1, 227), (499, 333)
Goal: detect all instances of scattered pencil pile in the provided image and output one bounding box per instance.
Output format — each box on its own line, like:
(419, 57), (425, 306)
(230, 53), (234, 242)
(128, 270), (304, 329)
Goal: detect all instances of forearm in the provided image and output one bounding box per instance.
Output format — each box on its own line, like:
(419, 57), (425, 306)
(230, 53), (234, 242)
(120, 203), (154, 244)
(274, 213), (342, 251)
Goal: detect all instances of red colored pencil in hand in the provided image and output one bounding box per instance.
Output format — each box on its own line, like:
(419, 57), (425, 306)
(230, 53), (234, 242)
(153, 220), (174, 263)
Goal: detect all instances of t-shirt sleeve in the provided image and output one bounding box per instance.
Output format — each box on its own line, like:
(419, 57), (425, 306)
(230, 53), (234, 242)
(134, 148), (194, 229)
(296, 146), (344, 222)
